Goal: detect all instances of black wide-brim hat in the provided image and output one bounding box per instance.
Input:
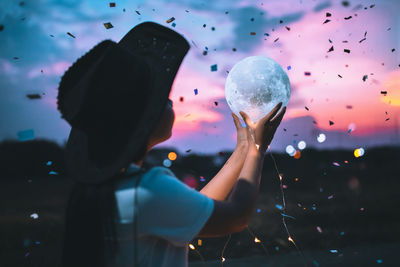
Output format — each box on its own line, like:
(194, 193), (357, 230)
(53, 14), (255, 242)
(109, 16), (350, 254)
(57, 21), (190, 184)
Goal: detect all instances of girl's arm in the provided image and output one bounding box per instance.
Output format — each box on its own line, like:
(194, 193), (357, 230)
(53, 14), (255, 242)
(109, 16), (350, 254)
(199, 143), (248, 201)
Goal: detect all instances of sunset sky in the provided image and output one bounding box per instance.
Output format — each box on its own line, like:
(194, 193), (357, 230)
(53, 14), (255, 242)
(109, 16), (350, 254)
(0, 0), (399, 154)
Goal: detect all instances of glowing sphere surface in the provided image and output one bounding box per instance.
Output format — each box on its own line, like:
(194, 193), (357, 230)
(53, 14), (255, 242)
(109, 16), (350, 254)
(225, 56), (291, 123)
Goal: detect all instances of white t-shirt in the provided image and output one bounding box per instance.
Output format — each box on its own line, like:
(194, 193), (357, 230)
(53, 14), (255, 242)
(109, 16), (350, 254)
(109, 163), (214, 267)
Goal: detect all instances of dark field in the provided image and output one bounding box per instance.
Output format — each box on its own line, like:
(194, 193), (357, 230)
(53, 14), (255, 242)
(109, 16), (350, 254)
(1, 140), (399, 266)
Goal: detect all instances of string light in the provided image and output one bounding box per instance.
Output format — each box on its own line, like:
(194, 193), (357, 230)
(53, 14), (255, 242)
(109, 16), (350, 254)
(221, 257), (226, 262)
(197, 239), (202, 246)
(188, 244), (195, 250)
(254, 237), (261, 243)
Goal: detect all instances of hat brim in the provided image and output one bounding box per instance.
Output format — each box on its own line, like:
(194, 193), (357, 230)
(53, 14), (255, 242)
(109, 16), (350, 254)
(64, 21), (190, 183)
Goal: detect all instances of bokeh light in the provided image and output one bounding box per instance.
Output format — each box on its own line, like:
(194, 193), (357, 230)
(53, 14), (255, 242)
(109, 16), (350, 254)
(298, 141), (306, 150)
(163, 159), (172, 167)
(286, 145), (296, 156)
(168, 152), (177, 161)
(354, 148), (365, 158)
(294, 150), (301, 159)
(317, 133), (326, 143)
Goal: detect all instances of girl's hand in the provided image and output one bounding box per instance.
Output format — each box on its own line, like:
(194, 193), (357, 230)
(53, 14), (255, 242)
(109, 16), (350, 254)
(239, 102), (286, 152)
(232, 112), (249, 148)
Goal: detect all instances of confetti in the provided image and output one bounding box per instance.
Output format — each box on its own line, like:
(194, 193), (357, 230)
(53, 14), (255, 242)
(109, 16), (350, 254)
(328, 46), (334, 52)
(203, 24), (206, 28)
(163, 159), (172, 167)
(381, 91), (387, 95)
(274, 37), (279, 42)
(340, 231), (345, 236)
(333, 162), (340, 166)
(135, 10), (141, 15)
(287, 65), (291, 70)
(46, 161), (52, 166)
(188, 244), (195, 250)
(214, 101), (218, 106)
(275, 204), (283, 210)
(392, 48), (396, 52)
(211, 27), (215, 31)
(377, 259), (383, 264)
(26, 94), (41, 99)
(30, 213), (39, 219)
(104, 22), (113, 29)
(109, 2), (115, 7)
(281, 213), (296, 220)
(305, 106), (309, 111)
(279, 20), (283, 23)
(171, 23), (176, 27)
(264, 33), (270, 36)
(0, 25), (4, 31)
(326, 12), (331, 17)
(328, 195), (334, 199)
(330, 249), (338, 253)
(254, 237), (261, 243)
(49, 171), (58, 175)
(359, 37), (366, 43)
(186, 149), (192, 153)
(362, 75), (368, 81)
(18, 129), (34, 141)
(166, 17), (175, 23)
(250, 32), (256, 35)
(67, 32), (76, 38)
(194, 88), (198, 95)
(13, 57), (19, 60)
(313, 260), (320, 267)
(197, 239), (202, 246)
(344, 16), (352, 20)
(317, 226), (323, 233)
(328, 38), (333, 43)
(344, 49), (350, 53)
(179, 96), (184, 102)
(341, 1), (349, 7)
(257, 208), (261, 213)
(338, 74), (343, 78)
(210, 64), (217, 72)
(304, 72), (311, 76)
(232, 48), (237, 52)
(285, 26), (290, 31)
(323, 19), (331, 24)
(329, 120), (334, 126)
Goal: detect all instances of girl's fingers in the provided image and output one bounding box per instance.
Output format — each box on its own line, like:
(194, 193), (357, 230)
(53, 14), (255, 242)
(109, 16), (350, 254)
(232, 113), (240, 129)
(239, 111), (254, 128)
(261, 102), (282, 124)
(270, 106), (286, 126)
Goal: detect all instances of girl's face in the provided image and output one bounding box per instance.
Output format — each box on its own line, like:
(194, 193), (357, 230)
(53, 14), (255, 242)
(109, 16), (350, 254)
(147, 98), (175, 148)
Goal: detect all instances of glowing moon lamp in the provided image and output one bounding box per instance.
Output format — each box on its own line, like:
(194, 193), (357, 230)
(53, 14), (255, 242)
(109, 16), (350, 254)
(225, 56), (291, 123)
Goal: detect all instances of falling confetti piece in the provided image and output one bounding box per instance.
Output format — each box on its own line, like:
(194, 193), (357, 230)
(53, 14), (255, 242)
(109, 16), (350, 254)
(333, 162), (340, 166)
(281, 213), (296, 220)
(232, 48), (237, 51)
(330, 249), (338, 253)
(171, 23), (176, 27)
(188, 244), (195, 250)
(0, 25), (4, 31)
(285, 26), (290, 31)
(30, 213), (39, 219)
(109, 2), (115, 7)
(211, 64), (217, 71)
(344, 16), (352, 20)
(257, 208), (261, 213)
(381, 91), (387, 95)
(326, 12), (331, 17)
(313, 260), (320, 267)
(26, 94), (41, 99)
(194, 88), (198, 95)
(329, 120), (334, 126)
(344, 49), (350, 53)
(275, 204), (283, 210)
(305, 106), (309, 111)
(317, 226), (322, 233)
(221, 257), (226, 262)
(288, 236), (294, 243)
(179, 96), (184, 102)
(104, 22), (113, 29)
(198, 239), (202, 246)
(166, 17), (175, 23)
(264, 33), (270, 36)
(13, 57), (19, 60)
(49, 171), (58, 175)
(340, 232), (345, 236)
(25, 252), (29, 257)
(338, 74), (343, 78)
(377, 259), (383, 264)
(274, 37), (279, 42)
(46, 161), (52, 166)
(287, 65), (291, 70)
(304, 72), (311, 76)
(392, 48), (396, 52)
(359, 38), (366, 43)
(328, 46), (334, 52)
(135, 10), (141, 15)
(323, 19), (331, 24)
(186, 149), (191, 153)
(328, 195), (334, 199)
(250, 32), (256, 35)
(362, 75), (368, 81)
(67, 32), (76, 38)
(214, 101), (218, 106)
